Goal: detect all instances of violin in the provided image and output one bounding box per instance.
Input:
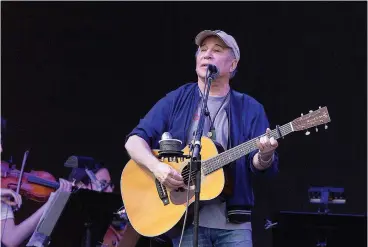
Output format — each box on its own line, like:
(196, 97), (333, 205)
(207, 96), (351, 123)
(102, 224), (143, 247)
(1, 160), (59, 203)
(101, 225), (122, 247)
(1, 157), (127, 246)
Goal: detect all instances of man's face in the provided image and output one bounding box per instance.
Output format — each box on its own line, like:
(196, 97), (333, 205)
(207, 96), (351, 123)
(195, 36), (238, 81)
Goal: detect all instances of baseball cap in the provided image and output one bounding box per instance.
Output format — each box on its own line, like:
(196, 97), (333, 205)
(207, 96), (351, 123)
(195, 30), (240, 61)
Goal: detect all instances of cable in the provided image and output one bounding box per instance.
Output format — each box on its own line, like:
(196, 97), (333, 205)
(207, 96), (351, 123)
(178, 148), (194, 247)
(178, 66), (211, 246)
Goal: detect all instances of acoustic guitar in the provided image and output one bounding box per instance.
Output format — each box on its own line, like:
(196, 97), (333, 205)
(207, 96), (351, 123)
(120, 106), (331, 238)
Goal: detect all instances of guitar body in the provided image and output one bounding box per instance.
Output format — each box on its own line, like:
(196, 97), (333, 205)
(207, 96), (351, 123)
(120, 137), (225, 238)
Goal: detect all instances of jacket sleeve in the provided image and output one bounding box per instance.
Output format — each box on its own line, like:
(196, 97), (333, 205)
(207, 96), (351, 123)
(248, 104), (279, 176)
(125, 94), (173, 148)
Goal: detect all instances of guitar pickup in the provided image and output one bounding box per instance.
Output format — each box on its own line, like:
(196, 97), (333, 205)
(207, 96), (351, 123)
(155, 179), (169, 206)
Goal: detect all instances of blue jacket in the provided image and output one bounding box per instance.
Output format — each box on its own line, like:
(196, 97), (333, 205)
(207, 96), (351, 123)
(126, 82), (279, 222)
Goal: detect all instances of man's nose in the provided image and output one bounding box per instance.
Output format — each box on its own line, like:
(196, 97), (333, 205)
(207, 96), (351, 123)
(203, 50), (213, 60)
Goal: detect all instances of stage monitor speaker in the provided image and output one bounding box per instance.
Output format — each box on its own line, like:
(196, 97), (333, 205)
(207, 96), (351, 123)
(272, 211), (367, 247)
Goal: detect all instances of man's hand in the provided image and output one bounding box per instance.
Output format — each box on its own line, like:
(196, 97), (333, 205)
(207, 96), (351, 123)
(0, 188), (22, 208)
(256, 128), (278, 157)
(151, 162), (185, 190)
(254, 128), (279, 169)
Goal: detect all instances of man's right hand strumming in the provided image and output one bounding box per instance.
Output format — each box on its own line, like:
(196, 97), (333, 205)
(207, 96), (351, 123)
(151, 162), (185, 190)
(125, 135), (185, 190)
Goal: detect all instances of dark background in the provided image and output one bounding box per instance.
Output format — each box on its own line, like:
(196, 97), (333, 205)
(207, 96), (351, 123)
(1, 1), (367, 246)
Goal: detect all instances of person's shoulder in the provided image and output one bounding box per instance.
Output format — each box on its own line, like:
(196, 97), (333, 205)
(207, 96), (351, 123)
(232, 88), (264, 109)
(167, 82), (197, 94)
(165, 82), (197, 97)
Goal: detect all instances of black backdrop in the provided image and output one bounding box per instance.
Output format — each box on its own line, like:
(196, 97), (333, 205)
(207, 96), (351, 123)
(1, 1), (367, 247)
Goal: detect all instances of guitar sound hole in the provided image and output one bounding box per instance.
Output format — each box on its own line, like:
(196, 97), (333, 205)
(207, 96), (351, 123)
(175, 187), (185, 192)
(181, 165), (195, 186)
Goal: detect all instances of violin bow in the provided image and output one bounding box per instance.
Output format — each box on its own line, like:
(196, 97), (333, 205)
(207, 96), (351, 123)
(14, 150), (30, 210)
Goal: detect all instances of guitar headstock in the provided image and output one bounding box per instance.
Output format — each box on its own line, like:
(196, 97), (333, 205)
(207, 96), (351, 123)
(291, 106), (331, 133)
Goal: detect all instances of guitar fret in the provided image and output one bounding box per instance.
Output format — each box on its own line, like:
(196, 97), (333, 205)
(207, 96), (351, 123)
(203, 123), (293, 175)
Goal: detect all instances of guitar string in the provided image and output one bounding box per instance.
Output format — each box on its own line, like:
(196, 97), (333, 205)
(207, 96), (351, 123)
(180, 114), (325, 182)
(179, 124), (292, 181)
(182, 134), (288, 182)
(173, 111), (324, 180)
(201, 124), (292, 175)
(179, 125), (290, 181)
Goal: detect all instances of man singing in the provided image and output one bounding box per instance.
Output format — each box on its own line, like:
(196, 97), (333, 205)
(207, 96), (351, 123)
(125, 30), (279, 247)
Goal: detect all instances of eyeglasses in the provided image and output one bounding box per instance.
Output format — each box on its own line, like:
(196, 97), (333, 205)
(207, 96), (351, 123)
(99, 179), (114, 191)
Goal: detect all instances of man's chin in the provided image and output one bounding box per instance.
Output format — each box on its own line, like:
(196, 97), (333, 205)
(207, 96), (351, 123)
(196, 69), (207, 80)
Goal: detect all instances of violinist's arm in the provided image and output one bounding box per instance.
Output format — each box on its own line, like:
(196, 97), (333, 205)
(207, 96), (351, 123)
(1, 202), (48, 247)
(1, 179), (72, 247)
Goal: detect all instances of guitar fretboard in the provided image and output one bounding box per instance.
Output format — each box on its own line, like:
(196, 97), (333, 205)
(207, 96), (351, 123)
(202, 123), (293, 175)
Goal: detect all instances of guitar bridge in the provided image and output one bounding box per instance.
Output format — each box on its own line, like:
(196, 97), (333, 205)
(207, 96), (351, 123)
(155, 179), (169, 206)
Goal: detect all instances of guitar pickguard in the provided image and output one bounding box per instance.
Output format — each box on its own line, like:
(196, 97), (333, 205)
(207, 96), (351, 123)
(170, 188), (195, 205)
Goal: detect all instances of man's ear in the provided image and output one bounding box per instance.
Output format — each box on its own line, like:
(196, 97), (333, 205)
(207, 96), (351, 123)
(230, 59), (238, 73)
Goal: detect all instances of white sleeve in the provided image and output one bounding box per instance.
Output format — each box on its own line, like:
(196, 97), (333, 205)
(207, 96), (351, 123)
(1, 202), (14, 221)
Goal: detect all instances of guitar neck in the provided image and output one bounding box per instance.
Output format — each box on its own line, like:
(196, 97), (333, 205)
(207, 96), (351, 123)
(202, 122), (293, 175)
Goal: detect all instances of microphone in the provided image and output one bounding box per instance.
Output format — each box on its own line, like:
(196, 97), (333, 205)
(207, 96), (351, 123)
(161, 132), (173, 140)
(158, 132), (184, 160)
(207, 64), (219, 79)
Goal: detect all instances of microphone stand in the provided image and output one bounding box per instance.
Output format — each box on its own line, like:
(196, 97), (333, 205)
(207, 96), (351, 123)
(191, 69), (213, 247)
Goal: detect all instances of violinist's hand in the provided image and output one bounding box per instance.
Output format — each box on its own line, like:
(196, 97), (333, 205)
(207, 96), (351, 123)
(57, 178), (73, 192)
(0, 188), (22, 208)
(44, 179), (73, 207)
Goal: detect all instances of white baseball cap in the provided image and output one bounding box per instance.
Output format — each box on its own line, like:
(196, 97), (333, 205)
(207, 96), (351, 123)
(195, 30), (240, 61)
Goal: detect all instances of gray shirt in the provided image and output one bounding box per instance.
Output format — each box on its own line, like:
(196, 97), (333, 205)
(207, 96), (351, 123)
(186, 91), (251, 230)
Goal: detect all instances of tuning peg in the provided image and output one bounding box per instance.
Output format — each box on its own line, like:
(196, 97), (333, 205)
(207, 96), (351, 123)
(309, 110), (313, 113)
(319, 106), (322, 109)
(305, 130), (311, 135)
(325, 124), (328, 130)
(315, 127), (318, 132)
